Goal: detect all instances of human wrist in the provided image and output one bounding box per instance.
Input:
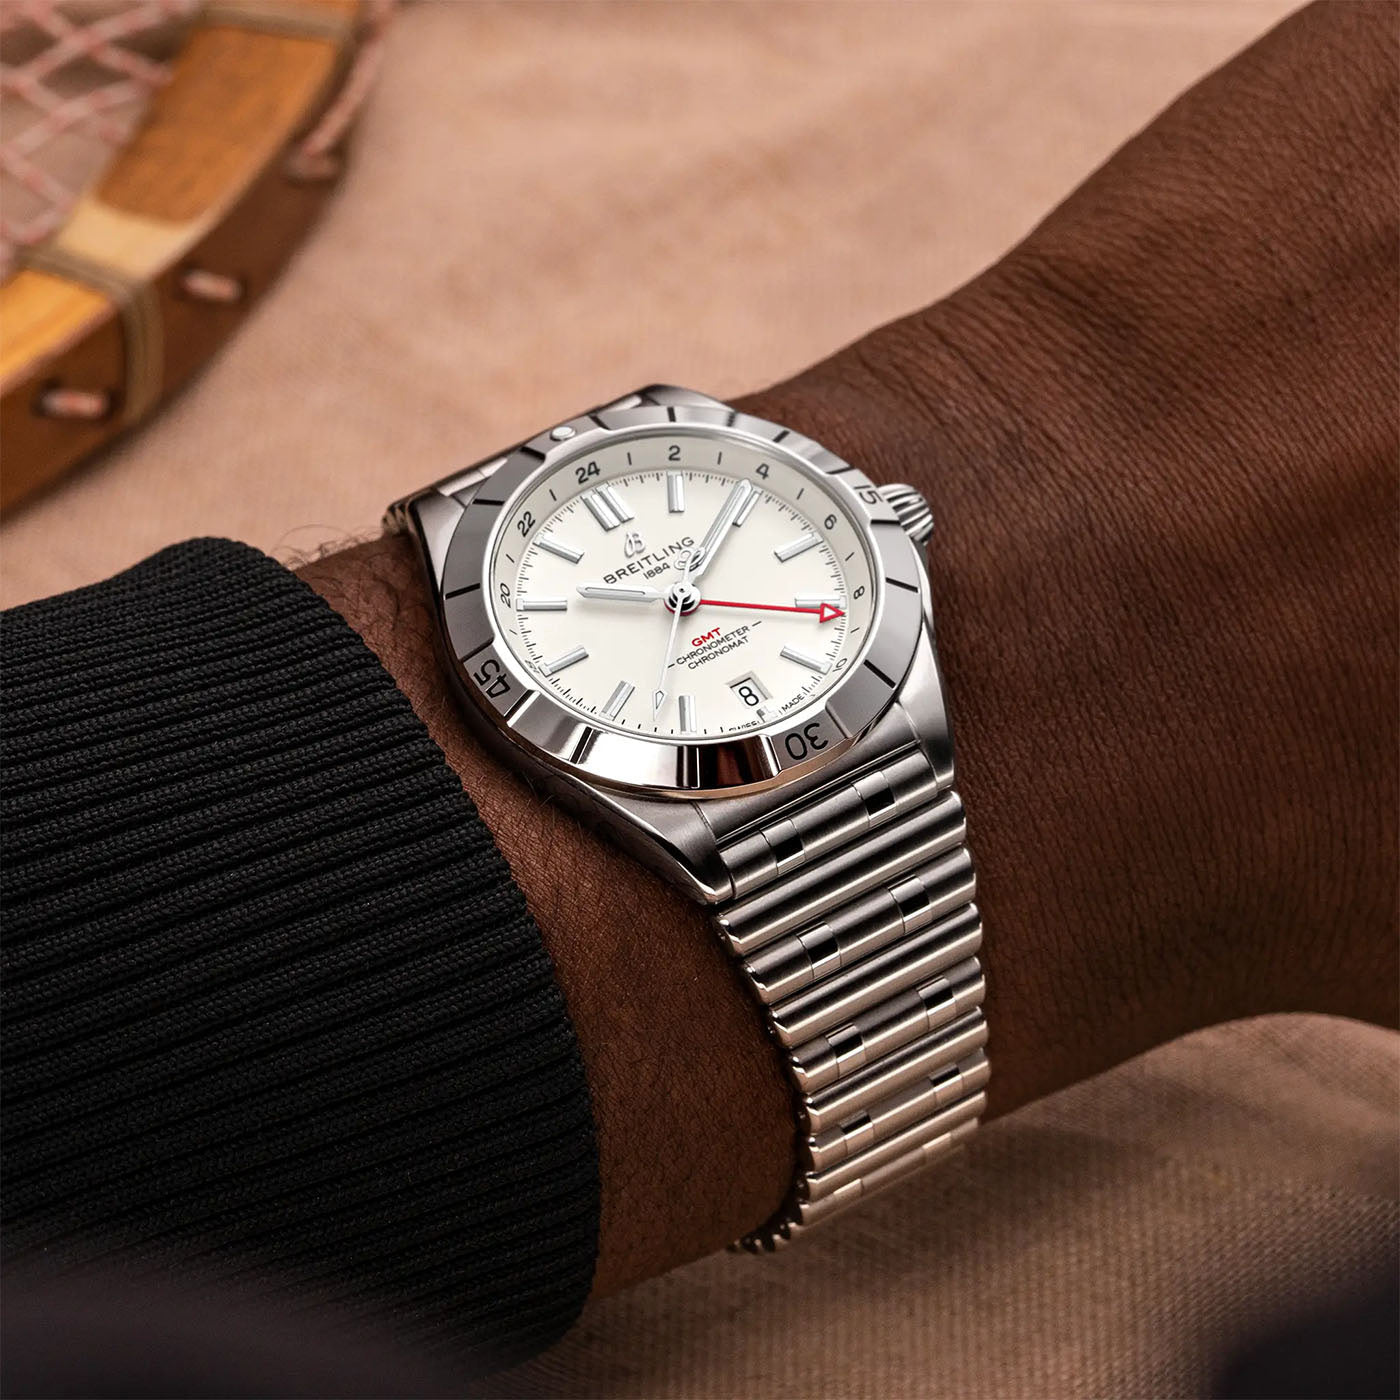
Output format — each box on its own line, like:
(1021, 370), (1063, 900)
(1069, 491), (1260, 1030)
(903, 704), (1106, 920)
(297, 287), (1386, 1301)
(298, 5), (1399, 1261)
(282, 0), (1391, 1305)
(295, 293), (1219, 1292)
(299, 531), (795, 1293)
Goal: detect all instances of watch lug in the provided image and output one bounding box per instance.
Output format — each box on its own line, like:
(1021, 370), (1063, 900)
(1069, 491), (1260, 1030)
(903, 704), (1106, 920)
(611, 384), (730, 413)
(391, 487), (463, 587)
(432, 455), (508, 502)
(560, 781), (737, 903)
(895, 625), (955, 788)
(385, 455), (507, 535)
(385, 450), (511, 580)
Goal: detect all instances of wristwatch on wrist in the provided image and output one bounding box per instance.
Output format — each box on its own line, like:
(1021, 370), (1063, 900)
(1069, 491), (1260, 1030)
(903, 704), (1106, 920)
(387, 384), (986, 1251)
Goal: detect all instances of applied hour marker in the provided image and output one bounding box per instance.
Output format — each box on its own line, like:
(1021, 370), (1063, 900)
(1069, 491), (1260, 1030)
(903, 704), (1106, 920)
(677, 694), (697, 733)
(541, 645), (588, 676)
(774, 532), (819, 562)
(667, 472), (686, 513)
(582, 485), (634, 530)
(598, 484), (633, 521)
(538, 536), (584, 563)
(795, 593), (843, 611)
(602, 680), (635, 719)
(781, 645), (831, 674)
(581, 491), (616, 531)
(519, 597), (568, 612)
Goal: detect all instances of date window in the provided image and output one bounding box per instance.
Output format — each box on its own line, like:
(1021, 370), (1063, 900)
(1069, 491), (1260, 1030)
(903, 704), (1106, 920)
(729, 672), (771, 709)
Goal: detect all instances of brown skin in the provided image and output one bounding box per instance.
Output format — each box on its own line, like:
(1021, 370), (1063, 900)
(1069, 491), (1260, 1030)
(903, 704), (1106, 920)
(301, 3), (1398, 1298)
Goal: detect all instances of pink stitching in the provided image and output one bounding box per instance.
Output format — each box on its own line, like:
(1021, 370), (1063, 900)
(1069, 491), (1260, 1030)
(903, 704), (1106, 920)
(0, 1), (195, 274)
(0, 1), (392, 281)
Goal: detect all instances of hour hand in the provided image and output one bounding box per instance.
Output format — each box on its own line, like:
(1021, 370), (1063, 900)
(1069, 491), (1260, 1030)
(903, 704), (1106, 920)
(576, 583), (662, 603)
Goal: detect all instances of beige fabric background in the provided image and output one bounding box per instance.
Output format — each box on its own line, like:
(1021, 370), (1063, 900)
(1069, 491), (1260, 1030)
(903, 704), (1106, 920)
(3, 4), (1396, 1396)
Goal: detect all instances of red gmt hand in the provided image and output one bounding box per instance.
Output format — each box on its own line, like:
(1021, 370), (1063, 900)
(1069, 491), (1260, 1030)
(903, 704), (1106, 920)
(697, 598), (845, 623)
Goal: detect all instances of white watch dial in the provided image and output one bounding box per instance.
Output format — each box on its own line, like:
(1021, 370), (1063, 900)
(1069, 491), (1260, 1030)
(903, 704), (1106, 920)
(488, 432), (879, 739)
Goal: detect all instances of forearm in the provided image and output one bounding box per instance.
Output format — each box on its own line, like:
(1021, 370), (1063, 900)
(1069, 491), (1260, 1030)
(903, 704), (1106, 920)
(302, 1), (1397, 1296)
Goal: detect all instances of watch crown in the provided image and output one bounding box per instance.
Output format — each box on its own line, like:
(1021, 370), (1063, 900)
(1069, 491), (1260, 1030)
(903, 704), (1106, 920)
(877, 483), (934, 546)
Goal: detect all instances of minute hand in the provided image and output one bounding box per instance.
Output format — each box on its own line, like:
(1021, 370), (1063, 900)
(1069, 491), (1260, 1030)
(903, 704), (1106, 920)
(688, 480), (754, 580)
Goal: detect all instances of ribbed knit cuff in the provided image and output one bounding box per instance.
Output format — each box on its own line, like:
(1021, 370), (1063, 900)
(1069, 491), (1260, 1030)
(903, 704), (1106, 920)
(1, 539), (599, 1363)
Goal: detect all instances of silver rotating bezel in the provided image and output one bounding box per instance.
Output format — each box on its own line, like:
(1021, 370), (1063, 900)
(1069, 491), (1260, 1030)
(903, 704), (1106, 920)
(433, 401), (926, 796)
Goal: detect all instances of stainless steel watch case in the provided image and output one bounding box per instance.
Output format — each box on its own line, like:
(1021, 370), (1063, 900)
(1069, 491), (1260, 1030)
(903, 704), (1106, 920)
(387, 386), (952, 903)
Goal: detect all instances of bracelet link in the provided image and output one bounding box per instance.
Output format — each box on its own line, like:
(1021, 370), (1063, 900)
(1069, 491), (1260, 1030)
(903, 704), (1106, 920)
(717, 732), (985, 1251)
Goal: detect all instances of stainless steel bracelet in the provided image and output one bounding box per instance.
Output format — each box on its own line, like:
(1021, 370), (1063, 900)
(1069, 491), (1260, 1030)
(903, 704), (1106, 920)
(709, 738), (985, 1252)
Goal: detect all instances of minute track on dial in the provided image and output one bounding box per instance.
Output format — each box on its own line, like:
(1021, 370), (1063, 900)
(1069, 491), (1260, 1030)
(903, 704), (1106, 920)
(494, 454), (877, 741)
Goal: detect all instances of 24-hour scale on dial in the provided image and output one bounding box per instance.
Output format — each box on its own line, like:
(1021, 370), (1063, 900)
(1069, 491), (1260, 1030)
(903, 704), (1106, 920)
(488, 435), (880, 740)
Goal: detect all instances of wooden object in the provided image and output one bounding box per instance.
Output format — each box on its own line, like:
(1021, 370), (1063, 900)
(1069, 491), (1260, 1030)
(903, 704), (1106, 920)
(0, 0), (365, 512)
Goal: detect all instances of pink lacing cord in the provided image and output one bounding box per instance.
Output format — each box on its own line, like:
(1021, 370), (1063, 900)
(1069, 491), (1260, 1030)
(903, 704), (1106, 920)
(0, 0), (196, 267)
(0, 0), (393, 280)
(289, 0), (394, 182)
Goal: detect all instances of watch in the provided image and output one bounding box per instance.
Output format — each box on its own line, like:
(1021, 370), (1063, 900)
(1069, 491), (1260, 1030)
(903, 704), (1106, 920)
(386, 384), (987, 1251)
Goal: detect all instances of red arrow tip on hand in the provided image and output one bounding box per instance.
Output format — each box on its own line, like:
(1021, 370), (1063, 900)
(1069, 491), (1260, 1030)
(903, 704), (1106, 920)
(695, 598), (846, 621)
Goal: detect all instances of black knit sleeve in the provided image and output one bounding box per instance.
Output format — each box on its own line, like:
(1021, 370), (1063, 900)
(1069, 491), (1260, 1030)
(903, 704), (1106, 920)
(0, 538), (599, 1365)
